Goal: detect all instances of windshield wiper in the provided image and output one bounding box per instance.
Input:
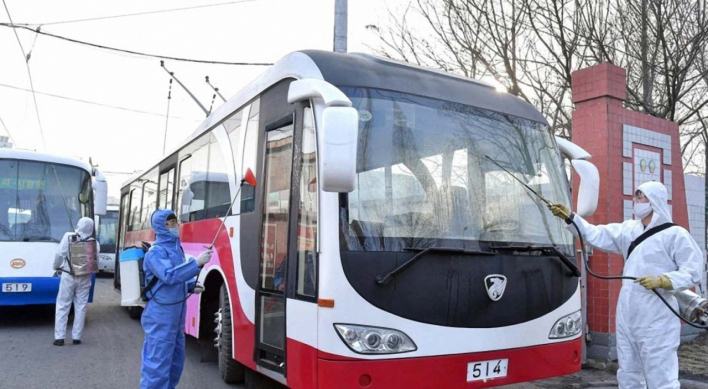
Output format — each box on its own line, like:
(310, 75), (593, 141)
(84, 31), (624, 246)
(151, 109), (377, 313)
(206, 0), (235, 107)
(376, 247), (495, 286)
(489, 245), (581, 277)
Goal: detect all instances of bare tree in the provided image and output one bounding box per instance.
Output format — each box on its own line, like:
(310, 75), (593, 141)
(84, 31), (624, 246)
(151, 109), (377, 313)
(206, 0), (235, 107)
(372, 0), (708, 166)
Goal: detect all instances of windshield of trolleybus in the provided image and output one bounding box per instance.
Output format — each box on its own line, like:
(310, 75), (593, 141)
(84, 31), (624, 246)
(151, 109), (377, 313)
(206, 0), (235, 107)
(97, 210), (118, 253)
(339, 88), (573, 252)
(0, 159), (91, 242)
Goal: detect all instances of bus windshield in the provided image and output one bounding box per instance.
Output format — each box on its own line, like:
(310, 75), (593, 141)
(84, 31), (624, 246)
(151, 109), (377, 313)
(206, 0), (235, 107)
(0, 159), (92, 242)
(97, 210), (118, 253)
(340, 88), (573, 252)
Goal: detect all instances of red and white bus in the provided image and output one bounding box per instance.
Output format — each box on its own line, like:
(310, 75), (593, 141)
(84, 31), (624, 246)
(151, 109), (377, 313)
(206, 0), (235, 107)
(115, 50), (599, 388)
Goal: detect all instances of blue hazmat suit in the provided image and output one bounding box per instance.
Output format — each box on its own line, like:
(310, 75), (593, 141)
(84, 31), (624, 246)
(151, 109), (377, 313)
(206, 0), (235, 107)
(571, 181), (704, 389)
(139, 209), (201, 389)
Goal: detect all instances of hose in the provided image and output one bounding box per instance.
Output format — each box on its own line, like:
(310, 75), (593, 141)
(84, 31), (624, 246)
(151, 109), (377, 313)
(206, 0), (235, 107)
(569, 217), (708, 330)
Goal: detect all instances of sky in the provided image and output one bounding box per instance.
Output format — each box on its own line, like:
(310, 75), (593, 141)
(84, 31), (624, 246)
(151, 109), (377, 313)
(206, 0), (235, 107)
(0, 0), (407, 199)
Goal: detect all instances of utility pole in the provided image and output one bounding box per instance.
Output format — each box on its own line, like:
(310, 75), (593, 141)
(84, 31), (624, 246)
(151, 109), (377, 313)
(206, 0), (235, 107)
(333, 0), (348, 53)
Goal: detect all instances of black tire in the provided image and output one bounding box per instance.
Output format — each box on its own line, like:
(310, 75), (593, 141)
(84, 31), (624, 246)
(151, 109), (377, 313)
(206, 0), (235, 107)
(217, 284), (245, 383)
(128, 306), (143, 320)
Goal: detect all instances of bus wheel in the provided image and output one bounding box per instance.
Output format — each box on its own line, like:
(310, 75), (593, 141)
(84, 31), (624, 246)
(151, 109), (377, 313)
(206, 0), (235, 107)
(128, 306), (143, 320)
(216, 284), (245, 383)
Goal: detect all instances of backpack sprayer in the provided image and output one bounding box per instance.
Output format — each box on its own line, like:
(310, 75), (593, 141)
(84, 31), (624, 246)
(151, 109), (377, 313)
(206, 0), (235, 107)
(485, 155), (708, 329)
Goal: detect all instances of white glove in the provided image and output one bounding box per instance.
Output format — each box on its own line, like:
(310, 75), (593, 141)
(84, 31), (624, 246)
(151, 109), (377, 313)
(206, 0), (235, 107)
(193, 282), (205, 294)
(195, 249), (212, 266)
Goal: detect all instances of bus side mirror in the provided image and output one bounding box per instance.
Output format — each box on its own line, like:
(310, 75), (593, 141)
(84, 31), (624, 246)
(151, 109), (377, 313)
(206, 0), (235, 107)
(555, 137), (599, 218)
(93, 168), (108, 216)
(320, 106), (358, 193)
(572, 160), (599, 217)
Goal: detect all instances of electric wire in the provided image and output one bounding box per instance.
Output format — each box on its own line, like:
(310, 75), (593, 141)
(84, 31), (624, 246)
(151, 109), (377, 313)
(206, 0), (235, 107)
(24, 25), (41, 62)
(2, 0), (46, 149)
(0, 82), (199, 121)
(0, 23), (272, 66)
(15, 0), (261, 26)
(163, 78), (173, 155)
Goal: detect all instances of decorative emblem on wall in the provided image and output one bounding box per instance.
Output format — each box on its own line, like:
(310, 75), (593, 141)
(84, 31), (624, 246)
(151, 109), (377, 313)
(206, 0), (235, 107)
(639, 158), (657, 173)
(10, 258), (26, 269)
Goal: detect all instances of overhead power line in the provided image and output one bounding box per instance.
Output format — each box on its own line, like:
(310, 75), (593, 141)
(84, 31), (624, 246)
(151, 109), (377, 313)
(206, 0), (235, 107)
(0, 82), (200, 121)
(0, 23), (272, 66)
(15, 0), (260, 26)
(2, 0), (46, 149)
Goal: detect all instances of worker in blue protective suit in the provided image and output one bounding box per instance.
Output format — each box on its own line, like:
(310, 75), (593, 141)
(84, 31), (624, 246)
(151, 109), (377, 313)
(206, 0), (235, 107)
(140, 209), (211, 389)
(549, 181), (704, 389)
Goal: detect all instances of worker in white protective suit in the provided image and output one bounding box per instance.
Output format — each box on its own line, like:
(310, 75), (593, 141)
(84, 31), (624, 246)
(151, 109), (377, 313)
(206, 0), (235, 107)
(53, 217), (99, 346)
(549, 181), (704, 389)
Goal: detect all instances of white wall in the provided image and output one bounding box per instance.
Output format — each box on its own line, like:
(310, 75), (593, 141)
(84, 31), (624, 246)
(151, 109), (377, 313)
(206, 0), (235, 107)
(684, 174), (706, 295)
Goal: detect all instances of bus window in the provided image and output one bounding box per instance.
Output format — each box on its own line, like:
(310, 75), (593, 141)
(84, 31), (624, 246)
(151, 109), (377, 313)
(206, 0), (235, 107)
(178, 136), (209, 222)
(225, 108), (244, 162)
(97, 208), (118, 253)
(205, 133), (230, 219)
(128, 184), (142, 231)
(241, 100), (259, 213)
(0, 159), (90, 242)
(118, 193), (129, 252)
(140, 170), (158, 228)
(158, 168), (175, 211)
(296, 107), (317, 297)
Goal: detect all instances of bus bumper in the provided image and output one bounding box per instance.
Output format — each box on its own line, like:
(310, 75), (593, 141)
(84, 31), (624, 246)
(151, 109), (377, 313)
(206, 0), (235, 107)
(318, 338), (581, 389)
(0, 277), (61, 306)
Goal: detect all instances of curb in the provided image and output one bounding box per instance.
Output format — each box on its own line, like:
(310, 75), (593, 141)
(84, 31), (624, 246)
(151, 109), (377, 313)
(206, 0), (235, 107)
(681, 378), (708, 389)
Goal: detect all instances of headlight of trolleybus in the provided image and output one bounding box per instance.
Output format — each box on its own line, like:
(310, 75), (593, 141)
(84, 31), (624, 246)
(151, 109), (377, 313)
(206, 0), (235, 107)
(549, 310), (582, 339)
(334, 324), (417, 354)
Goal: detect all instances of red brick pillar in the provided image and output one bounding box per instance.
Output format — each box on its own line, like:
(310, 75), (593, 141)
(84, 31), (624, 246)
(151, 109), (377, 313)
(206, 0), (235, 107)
(571, 63), (689, 362)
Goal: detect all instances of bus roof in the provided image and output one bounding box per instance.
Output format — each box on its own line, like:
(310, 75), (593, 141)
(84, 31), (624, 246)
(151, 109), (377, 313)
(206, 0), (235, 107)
(122, 50), (547, 188)
(0, 148), (92, 172)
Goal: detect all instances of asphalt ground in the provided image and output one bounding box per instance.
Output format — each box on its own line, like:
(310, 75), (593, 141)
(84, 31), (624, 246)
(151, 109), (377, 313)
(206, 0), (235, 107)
(0, 275), (240, 389)
(2, 276), (706, 389)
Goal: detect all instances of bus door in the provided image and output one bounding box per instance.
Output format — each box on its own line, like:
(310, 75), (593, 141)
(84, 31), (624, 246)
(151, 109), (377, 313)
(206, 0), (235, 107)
(255, 115), (295, 374)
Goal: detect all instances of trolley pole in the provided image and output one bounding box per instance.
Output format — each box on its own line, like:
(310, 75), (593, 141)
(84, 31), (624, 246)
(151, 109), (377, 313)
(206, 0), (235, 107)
(334, 0), (348, 53)
(160, 61), (209, 116)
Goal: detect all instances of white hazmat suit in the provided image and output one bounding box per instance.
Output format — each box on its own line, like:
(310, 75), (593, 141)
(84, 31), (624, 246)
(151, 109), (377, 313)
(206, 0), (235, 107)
(53, 217), (99, 344)
(571, 181), (703, 389)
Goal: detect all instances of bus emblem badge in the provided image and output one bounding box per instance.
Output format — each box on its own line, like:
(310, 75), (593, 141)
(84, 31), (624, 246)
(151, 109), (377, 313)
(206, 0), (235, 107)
(10, 258), (26, 269)
(484, 275), (507, 301)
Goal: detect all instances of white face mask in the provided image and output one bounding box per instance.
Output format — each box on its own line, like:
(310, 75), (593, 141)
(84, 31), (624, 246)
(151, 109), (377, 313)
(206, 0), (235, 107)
(633, 202), (652, 219)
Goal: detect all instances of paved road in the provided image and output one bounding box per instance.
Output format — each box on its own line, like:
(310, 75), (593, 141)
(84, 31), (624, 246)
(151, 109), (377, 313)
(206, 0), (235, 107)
(0, 275), (241, 389)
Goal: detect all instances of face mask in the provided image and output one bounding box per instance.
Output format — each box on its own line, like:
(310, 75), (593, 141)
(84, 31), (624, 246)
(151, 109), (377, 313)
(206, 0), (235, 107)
(168, 227), (180, 237)
(633, 202), (652, 219)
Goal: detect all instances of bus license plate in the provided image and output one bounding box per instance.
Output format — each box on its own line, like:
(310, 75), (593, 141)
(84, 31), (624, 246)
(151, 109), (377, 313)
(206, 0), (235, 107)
(467, 358), (508, 382)
(2, 283), (32, 292)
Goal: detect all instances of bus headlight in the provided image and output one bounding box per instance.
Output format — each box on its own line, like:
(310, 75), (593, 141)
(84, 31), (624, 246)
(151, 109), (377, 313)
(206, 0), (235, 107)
(334, 324), (417, 354)
(549, 310), (582, 339)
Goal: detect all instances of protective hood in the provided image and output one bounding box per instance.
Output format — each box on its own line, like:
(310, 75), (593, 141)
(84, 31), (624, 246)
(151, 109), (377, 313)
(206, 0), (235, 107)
(151, 209), (178, 244)
(636, 181), (672, 229)
(75, 217), (94, 239)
